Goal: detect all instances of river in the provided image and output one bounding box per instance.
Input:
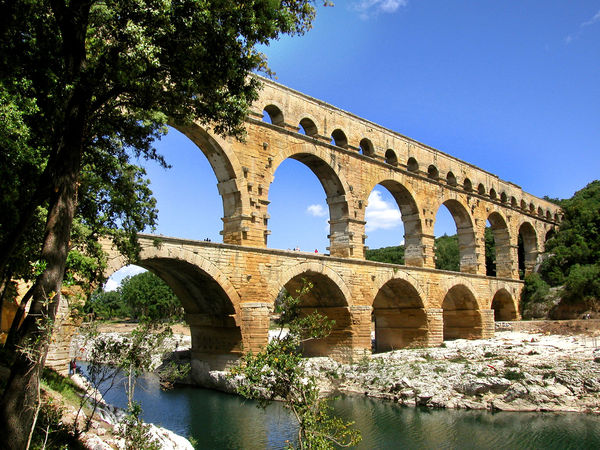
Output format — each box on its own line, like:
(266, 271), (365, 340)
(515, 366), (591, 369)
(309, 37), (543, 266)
(79, 363), (600, 449)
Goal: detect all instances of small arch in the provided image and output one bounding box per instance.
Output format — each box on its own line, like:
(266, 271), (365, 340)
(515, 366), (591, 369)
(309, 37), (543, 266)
(500, 192), (508, 203)
(427, 165), (439, 180)
(299, 117), (318, 137)
(477, 183), (486, 195)
(372, 278), (427, 352)
(331, 129), (348, 148)
(359, 138), (375, 157)
(529, 203), (535, 214)
(537, 206), (544, 217)
(546, 210), (552, 220)
(446, 171), (457, 187)
(554, 213), (560, 222)
(520, 199), (527, 210)
(511, 196), (518, 208)
(263, 104), (284, 126)
(407, 157), (419, 172)
(385, 149), (398, 166)
(489, 188), (497, 200)
(442, 285), (482, 340)
(491, 289), (517, 321)
(463, 178), (473, 192)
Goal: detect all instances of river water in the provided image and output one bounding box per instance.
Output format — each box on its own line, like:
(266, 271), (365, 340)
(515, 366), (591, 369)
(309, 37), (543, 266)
(80, 363), (600, 449)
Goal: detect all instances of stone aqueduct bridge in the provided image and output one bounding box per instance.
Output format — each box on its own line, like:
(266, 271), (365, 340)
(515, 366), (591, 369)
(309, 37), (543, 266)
(98, 78), (561, 373)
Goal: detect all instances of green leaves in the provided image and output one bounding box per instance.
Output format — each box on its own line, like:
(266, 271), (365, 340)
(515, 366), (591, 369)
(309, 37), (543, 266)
(539, 180), (600, 305)
(231, 280), (360, 448)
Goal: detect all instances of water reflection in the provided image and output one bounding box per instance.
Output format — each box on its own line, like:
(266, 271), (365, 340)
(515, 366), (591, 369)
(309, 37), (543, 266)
(79, 363), (600, 449)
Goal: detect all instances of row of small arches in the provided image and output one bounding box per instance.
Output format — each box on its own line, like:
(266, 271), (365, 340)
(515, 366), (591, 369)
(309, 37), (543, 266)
(261, 105), (560, 223)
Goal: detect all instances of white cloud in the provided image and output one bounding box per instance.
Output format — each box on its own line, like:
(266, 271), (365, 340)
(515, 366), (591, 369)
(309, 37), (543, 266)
(307, 204), (327, 217)
(365, 190), (402, 232)
(103, 265), (146, 291)
(352, 0), (408, 19)
(566, 9), (600, 44)
(582, 10), (600, 27)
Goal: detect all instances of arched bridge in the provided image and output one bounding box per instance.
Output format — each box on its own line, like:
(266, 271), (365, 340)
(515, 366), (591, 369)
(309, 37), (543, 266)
(103, 234), (523, 372)
(55, 77), (561, 377)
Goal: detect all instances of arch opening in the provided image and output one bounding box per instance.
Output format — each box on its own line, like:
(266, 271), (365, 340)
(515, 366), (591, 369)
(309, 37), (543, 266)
(263, 104), (284, 126)
(491, 289), (517, 321)
(331, 129), (348, 148)
(366, 181), (423, 266)
(372, 279), (427, 352)
(359, 138), (375, 157)
(105, 257), (242, 370)
(442, 285), (482, 340)
(518, 222), (538, 279)
(434, 200), (477, 274)
(478, 183), (486, 195)
(268, 154), (347, 255)
(385, 149), (398, 166)
(427, 165), (439, 180)
(280, 272), (351, 358)
(463, 178), (473, 192)
(486, 212), (512, 278)
(446, 171), (457, 187)
(407, 157), (419, 173)
(299, 117), (318, 137)
(168, 125), (240, 243)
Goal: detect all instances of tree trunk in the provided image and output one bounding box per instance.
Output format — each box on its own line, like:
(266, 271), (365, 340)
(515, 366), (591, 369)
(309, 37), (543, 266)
(0, 109), (85, 450)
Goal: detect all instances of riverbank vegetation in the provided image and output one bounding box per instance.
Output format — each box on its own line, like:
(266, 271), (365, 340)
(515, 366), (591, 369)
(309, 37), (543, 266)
(523, 180), (600, 318)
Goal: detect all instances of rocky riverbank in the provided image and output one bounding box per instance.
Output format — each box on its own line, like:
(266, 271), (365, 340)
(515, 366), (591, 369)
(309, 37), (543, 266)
(305, 331), (600, 414)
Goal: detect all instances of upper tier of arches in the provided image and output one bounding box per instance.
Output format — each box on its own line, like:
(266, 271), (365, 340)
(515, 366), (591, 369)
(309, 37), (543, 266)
(255, 78), (562, 224)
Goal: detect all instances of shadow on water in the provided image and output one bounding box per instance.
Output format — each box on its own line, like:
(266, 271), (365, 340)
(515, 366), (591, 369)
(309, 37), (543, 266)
(79, 362), (600, 449)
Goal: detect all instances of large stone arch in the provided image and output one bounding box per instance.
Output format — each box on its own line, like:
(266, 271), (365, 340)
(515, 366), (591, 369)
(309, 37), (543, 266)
(268, 146), (353, 257)
(491, 288), (518, 321)
(442, 284), (483, 340)
(272, 262), (352, 358)
(174, 123), (247, 245)
(104, 244), (245, 371)
(487, 211), (513, 278)
(371, 276), (428, 351)
(364, 177), (425, 266)
(518, 221), (538, 278)
(435, 197), (478, 274)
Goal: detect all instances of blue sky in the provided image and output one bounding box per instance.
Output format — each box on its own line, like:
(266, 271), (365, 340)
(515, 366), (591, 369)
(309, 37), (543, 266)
(110, 1), (600, 288)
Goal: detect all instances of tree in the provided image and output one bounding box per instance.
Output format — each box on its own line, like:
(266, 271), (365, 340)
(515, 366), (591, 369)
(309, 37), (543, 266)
(539, 180), (600, 305)
(231, 282), (361, 449)
(365, 245), (405, 265)
(120, 271), (183, 323)
(0, 1), (325, 446)
(434, 234), (460, 272)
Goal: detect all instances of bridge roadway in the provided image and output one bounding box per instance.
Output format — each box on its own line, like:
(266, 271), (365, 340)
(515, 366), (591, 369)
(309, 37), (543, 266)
(103, 234), (522, 374)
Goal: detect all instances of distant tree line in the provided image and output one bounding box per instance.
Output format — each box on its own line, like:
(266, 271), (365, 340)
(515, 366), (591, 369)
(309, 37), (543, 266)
(366, 233), (466, 272)
(85, 271), (184, 323)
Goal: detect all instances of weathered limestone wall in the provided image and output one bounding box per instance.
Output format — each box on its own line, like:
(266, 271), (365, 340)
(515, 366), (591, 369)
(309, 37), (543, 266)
(45, 287), (85, 376)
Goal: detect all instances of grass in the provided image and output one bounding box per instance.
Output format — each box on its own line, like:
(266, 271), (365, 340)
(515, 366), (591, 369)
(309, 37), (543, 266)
(41, 368), (86, 407)
(503, 369), (525, 381)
